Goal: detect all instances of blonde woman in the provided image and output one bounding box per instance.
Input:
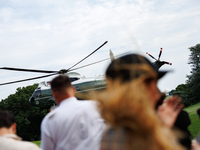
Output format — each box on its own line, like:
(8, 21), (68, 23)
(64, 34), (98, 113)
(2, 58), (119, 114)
(92, 54), (185, 150)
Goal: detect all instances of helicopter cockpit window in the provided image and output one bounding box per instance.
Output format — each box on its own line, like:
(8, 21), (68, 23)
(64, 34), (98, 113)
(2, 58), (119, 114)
(41, 89), (52, 96)
(70, 77), (80, 82)
(35, 90), (41, 97)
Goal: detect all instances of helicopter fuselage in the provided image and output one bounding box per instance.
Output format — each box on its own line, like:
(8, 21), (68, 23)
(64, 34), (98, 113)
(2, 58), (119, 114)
(29, 72), (106, 108)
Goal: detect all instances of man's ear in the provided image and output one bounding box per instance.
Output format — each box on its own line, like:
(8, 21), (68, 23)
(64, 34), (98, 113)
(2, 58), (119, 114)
(71, 86), (76, 93)
(11, 123), (16, 134)
(52, 90), (58, 99)
(67, 86), (76, 97)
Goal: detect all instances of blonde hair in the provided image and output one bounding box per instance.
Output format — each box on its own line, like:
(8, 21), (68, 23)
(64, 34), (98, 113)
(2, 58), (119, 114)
(91, 76), (184, 150)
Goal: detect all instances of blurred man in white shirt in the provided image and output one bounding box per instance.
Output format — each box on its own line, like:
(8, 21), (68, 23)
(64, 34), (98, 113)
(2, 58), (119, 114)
(40, 75), (105, 150)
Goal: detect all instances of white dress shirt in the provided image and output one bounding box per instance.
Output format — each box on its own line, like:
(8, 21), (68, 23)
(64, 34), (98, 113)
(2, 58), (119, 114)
(0, 134), (42, 150)
(41, 97), (105, 150)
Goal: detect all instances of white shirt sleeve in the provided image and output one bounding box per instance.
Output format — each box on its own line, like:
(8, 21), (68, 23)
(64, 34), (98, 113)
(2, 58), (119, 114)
(40, 116), (55, 150)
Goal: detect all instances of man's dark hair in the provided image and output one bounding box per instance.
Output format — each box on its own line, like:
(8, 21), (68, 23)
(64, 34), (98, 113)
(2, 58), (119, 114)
(50, 75), (72, 92)
(0, 111), (15, 128)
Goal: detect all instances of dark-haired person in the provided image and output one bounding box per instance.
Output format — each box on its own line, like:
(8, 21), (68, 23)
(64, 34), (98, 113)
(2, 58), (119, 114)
(156, 95), (192, 150)
(0, 110), (42, 150)
(40, 75), (105, 150)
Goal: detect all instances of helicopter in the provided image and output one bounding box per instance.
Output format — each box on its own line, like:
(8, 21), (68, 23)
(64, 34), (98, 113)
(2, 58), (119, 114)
(29, 48), (172, 108)
(146, 48), (172, 69)
(0, 41), (109, 107)
(0, 40), (129, 108)
(0, 44), (171, 108)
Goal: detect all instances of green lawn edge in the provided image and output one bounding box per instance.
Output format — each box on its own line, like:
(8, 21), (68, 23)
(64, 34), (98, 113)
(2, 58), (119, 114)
(184, 102), (200, 138)
(32, 141), (41, 147)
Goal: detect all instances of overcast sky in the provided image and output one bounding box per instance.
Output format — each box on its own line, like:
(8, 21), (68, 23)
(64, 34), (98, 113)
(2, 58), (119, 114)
(0, 0), (200, 100)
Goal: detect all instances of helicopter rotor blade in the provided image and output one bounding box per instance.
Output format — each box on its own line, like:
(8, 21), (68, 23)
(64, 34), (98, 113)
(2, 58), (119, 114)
(68, 51), (131, 72)
(68, 59), (109, 72)
(146, 52), (157, 61)
(0, 41), (108, 74)
(67, 41), (108, 72)
(0, 67), (57, 73)
(158, 48), (163, 60)
(0, 73), (58, 86)
(0, 41), (108, 86)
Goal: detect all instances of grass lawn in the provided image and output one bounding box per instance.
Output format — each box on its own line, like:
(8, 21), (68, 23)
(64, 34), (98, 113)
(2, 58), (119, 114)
(184, 102), (200, 138)
(32, 141), (41, 147)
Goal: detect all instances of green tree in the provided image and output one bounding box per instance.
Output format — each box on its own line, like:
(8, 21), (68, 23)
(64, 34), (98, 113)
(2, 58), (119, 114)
(0, 84), (49, 141)
(173, 84), (190, 107)
(186, 44), (200, 104)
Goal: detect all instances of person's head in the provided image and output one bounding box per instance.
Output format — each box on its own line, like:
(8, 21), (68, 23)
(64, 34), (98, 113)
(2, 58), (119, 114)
(50, 75), (75, 104)
(105, 53), (168, 107)
(0, 111), (16, 135)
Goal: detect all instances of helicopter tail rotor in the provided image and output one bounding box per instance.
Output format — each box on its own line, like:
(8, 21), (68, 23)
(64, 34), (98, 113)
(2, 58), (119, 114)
(158, 48), (162, 60)
(147, 48), (172, 69)
(162, 61), (172, 65)
(146, 52), (157, 61)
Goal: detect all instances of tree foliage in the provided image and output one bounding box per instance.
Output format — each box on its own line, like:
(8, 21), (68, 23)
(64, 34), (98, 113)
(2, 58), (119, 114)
(186, 44), (200, 104)
(173, 84), (190, 107)
(174, 44), (200, 107)
(0, 84), (49, 141)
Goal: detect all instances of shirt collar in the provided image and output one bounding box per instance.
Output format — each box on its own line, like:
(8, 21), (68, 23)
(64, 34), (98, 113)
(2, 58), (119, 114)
(0, 134), (22, 141)
(59, 96), (77, 106)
